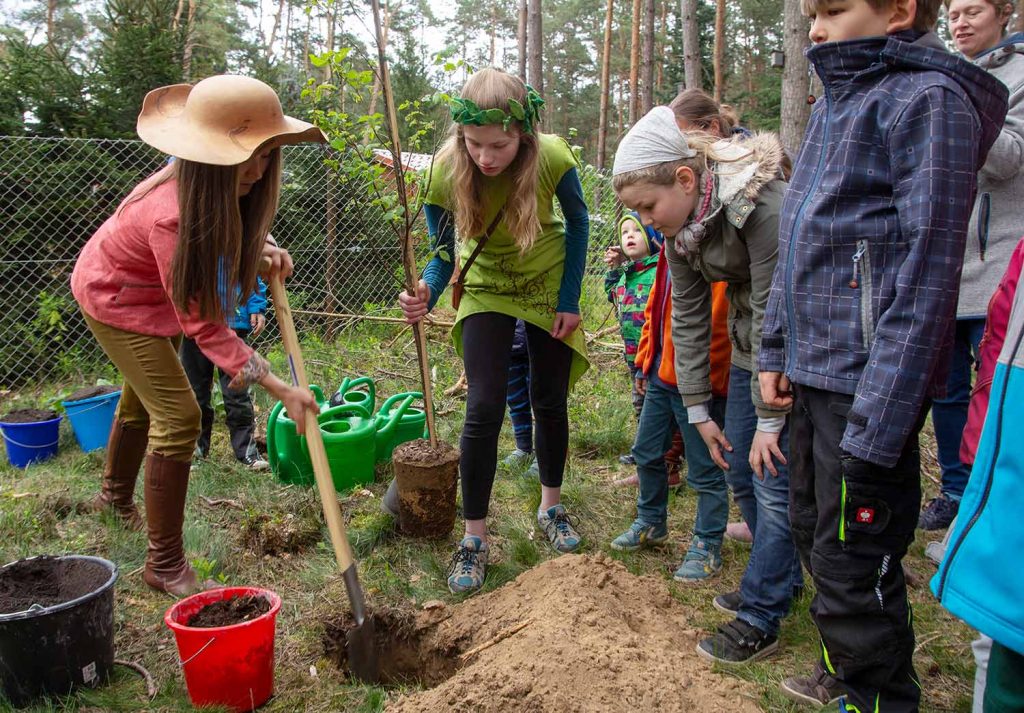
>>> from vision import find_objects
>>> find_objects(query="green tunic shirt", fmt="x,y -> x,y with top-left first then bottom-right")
424,133 -> 590,387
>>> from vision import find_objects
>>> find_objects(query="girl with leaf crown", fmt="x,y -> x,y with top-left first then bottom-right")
398,67 -> 590,595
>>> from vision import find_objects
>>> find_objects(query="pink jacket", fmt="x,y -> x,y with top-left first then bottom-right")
961,236 -> 1024,465
71,178 -> 255,377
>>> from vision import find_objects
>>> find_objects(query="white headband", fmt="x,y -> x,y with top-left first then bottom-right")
612,106 -> 697,176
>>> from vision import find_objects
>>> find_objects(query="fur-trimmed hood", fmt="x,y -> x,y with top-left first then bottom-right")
712,132 -> 785,207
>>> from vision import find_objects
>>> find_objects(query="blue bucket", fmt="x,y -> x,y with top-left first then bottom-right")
0,416 -> 62,468
62,391 -> 121,453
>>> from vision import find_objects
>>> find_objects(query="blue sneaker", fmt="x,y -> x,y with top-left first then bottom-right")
673,536 -> 723,582
446,536 -> 488,594
610,519 -> 669,552
538,505 -> 582,553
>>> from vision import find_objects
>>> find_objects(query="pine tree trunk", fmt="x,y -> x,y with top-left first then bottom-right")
629,0 -> 641,124
780,0 -> 812,153
266,0 -> 287,61
712,0 -> 725,102
517,0 -> 527,81
182,0 -> 197,80
284,0 -> 293,61
597,0 -> 614,170
641,0 -> 655,113
489,4 -> 497,64
173,0 -> 184,30
528,0 -> 543,92
680,0 -> 701,90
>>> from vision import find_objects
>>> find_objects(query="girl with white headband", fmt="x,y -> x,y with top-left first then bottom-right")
613,106 -> 797,664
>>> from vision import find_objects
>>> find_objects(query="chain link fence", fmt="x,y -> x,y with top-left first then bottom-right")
0,136 -> 623,389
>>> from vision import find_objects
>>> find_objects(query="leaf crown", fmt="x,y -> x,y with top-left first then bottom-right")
448,86 -> 545,134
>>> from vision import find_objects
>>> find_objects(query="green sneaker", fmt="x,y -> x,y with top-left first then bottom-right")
538,505 -> 582,553
446,536 -> 488,594
610,519 -> 669,552
673,537 -> 723,582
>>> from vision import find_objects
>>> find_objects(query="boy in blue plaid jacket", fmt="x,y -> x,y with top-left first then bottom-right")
758,0 -> 1008,709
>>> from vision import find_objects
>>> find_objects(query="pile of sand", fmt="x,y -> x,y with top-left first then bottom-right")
369,553 -> 759,712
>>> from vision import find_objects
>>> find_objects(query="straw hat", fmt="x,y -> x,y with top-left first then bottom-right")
137,75 -> 325,166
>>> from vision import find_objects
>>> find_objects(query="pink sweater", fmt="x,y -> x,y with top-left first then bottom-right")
71,178 -> 255,377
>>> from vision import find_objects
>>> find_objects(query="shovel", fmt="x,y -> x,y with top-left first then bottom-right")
268,273 -> 380,684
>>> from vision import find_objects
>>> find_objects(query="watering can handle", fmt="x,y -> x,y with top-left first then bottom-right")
377,394 -> 416,439
378,391 -> 423,416
345,377 -> 376,404
269,275 -> 358,574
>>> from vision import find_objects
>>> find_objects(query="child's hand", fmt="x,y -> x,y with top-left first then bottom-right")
604,246 -> 625,268
635,377 -> 647,396
759,371 -> 793,408
551,312 -> 581,340
250,313 -> 266,337
750,429 -> 788,479
399,280 -> 432,324
695,420 -> 733,470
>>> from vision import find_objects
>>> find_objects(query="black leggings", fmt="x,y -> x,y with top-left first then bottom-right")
460,312 -> 572,520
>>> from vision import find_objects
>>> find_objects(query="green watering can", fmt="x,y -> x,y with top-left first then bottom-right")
314,395 -> 416,491
330,376 -> 376,414
266,385 -> 328,486
374,392 -> 428,463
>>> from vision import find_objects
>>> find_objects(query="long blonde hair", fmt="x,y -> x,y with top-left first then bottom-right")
436,68 -> 540,253
121,150 -> 282,321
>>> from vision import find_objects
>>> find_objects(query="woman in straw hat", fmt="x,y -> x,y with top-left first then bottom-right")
71,75 -> 323,595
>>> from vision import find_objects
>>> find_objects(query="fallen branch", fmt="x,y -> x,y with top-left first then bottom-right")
291,308 -> 454,328
200,496 -> 243,510
115,659 -> 157,699
586,324 -> 620,342
443,372 -> 467,397
459,618 -> 534,662
375,367 -> 416,381
914,632 -> 944,653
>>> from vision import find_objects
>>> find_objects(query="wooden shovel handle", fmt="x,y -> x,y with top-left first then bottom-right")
269,275 -> 356,573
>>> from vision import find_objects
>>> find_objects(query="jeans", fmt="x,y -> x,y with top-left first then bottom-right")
631,380 -> 727,543
724,365 -> 802,636
180,331 -> 260,462
931,318 -> 986,500
460,313 -> 572,520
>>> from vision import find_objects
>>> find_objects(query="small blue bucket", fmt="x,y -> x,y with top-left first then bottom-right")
62,391 -> 121,453
0,417 -> 62,468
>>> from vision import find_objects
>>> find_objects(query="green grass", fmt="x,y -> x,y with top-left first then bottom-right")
0,318 -> 975,712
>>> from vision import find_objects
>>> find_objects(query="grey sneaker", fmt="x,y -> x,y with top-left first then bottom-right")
780,663 -> 847,707
673,537 -> 723,582
447,536 -> 488,594
524,457 -> 539,479
502,448 -> 532,470
538,505 -> 582,553
610,519 -> 669,551
381,479 -> 399,518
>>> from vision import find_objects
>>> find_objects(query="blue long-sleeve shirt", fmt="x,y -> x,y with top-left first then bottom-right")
420,167 -> 589,313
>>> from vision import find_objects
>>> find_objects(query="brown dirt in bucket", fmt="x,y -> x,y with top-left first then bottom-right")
0,409 -> 58,424
65,385 -> 119,402
325,554 -> 760,712
187,594 -> 270,628
0,556 -> 109,615
393,439 -> 460,539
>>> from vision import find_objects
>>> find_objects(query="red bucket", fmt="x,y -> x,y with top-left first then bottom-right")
164,587 -> 281,712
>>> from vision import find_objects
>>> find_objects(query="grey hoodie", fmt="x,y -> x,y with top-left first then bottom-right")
959,32 -> 1024,318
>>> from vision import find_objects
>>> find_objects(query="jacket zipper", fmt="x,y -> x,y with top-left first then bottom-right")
936,321 -> 1024,597
785,73 -> 832,369
851,240 -> 875,350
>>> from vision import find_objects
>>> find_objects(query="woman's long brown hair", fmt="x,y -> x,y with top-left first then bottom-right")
120,151 -> 282,321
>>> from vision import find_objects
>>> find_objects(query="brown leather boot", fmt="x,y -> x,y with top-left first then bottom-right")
84,420 -> 147,531
664,429 -> 685,487
142,453 -> 202,596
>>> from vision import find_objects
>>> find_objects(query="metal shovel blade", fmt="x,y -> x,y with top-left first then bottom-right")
346,615 -> 380,684
342,564 -> 380,684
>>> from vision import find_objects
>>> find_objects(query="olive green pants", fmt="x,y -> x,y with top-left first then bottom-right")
83,313 -> 200,462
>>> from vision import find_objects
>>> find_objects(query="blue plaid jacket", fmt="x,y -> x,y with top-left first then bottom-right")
760,31 -> 1008,467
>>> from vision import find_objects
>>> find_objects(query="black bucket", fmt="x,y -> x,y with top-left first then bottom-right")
0,555 -> 118,707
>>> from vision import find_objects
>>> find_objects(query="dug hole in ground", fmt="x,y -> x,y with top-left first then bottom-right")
325,553 -> 759,712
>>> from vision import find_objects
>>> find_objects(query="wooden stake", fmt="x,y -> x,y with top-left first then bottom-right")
369,0 -> 438,448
